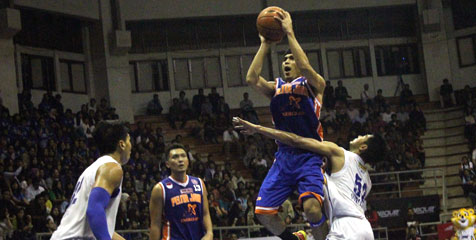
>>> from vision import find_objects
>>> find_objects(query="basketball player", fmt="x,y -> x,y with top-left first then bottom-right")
51,122 -> 131,240
149,144 -> 213,240
234,117 -> 387,240
247,10 -> 326,240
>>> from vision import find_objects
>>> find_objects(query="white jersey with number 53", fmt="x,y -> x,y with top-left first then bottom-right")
51,156 -> 122,240
325,149 -> 371,222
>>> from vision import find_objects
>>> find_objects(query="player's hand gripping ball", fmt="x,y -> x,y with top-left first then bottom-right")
256,6 -> 285,42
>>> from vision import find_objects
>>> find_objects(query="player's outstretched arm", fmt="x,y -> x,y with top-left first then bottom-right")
149,183 -> 164,240
112,232 -> 125,240
275,11 -> 325,96
87,163 -> 123,240
200,179 -> 213,240
246,35 -> 276,99
233,117 -> 341,158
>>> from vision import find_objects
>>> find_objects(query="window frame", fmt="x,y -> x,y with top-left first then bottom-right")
326,47 -> 372,79
456,35 -> 476,68
59,59 -> 87,94
130,60 -> 170,93
21,53 -> 56,91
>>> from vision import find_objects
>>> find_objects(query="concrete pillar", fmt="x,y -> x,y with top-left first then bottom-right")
417,0 -> 453,101
0,8 -> 21,114
88,0 -> 133,122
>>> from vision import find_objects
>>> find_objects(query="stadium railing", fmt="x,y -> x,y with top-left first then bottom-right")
37,225 -> 389,240
369,168 -> 447,212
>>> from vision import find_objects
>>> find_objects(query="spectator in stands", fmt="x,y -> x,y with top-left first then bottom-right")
87,98 -> 97,112
409,104 -> 426,131
24,179 -> 45,202
396,106 -> 409,123
192,88 -> 206,118
217,97 -> 231,123
203,118 -> 219,144
473,147 -> 476,166
223,126 -> 241,159
240,92 -> 259,124
461,85 -> 474,107
360,83 -> 373,106
381,107 -> 394,124
406,225 -> 421,240
97,98 -> 109,114
461,169 -> 475,197
400,84 -> 414,107
365,203 -> 379,228
178,91 -> 192,117
208,87 -> 220,114
460,156 -> 475,175
373,89 -> 386,111
354,108 -> 368,125
335,80 -> 351,104
439,78 -> 456,108
323,80 -> 335,109
53,94 -> 64,114
168,98 -> 187,129
346,104 -> 359,123
277,198 -> 294,225
464,108 -> 476,147
321,107 -> 337,134
201,98 -> 214,119
405,150 -> 421,180
147,94 -> 163,115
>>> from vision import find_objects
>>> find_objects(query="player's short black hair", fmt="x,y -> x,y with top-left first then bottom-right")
93,121 -> 129,155
284,49 -> 292,57
359,134 -> 387,165
165,143 -> 188,161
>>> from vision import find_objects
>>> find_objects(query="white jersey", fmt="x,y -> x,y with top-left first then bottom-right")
456,226 -> 475,240
324,149 -> 373,240
51,156 -> 122,240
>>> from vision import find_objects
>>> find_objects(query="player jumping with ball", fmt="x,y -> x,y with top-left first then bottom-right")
247,9 -> 326,240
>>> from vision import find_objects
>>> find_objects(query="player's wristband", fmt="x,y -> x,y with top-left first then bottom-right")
86,187 -> 111,240
309,214 -> 327,228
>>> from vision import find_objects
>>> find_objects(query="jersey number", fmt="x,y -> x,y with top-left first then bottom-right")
70,177 -> 84,205
353,174 -> 367,203
193,184 -> 201,192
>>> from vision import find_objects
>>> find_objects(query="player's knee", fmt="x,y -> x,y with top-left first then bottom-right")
302,198 -> 322,222
256,213 -> 275,225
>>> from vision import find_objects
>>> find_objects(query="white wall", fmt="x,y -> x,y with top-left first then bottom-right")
269,0 -> 415,11
14,0 -> 99,19
121,0 -> 263,21
0,39 -> 19,114
447,28 -> 476,90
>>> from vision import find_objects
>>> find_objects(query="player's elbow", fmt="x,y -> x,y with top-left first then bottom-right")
246,76 -> 258,86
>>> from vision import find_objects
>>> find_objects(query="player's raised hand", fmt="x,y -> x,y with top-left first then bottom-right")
259,34 -> 279,45
274,10 -> 293,35
233,117 -> 258,135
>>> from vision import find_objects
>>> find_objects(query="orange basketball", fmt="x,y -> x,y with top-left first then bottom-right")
256,6 -> 285,42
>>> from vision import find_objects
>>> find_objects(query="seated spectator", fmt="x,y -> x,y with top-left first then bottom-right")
278,198 -> 294,225
240,93 -> 259,124
473,147 -> 476,166
147,94 -> 163,115
335,80 -> 351,104
405,150 -> 422,180
406,225 -> 421,240
365,203 -> 379,228
409,104 -> 426,131
97,98 -> 109,114
381,107 -> 394,124
87,98 -> 97,112
373,89 -> 387,110
439,78 -> 456,108
346,104 -> 359,123
400,84 -> 414,106
192,88 -> 206,117
203,119 -> 219,144
0,207 -> 14,239
24,179 -> 45,202
323,81 -> 335,109
461,156 -> 475,175
201,98 -> 214,119
353,108 -> 368,125
396,106 -> 409,123
321,107 -> 337,134
168,98 -> 187,129
217,97 -> 231,123
461,169 -> 475,197
360,83 -> 373,106
223,126 -> 241,159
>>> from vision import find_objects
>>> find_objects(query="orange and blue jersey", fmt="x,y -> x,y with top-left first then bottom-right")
255,76 -> 325,216
159,175 -> 204,240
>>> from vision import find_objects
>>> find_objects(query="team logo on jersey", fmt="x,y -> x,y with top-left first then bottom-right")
191,179 -> 198,185
166,182 -> 173,189
180,188 -> 193,194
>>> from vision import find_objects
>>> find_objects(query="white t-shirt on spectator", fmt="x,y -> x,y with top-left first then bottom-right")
256,158 -> 267,167
465,115 -> 476,125
223,130 -> 239,142
25,185 -> 45,202
347,109 -> 359,122
381,112 -> 394,123
360,90 -> 373,103
322,109 -> 336,122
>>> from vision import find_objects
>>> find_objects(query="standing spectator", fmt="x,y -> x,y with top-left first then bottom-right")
192,88 -> 206,117
335,80 -> 351,104
461,85 -> 474,107
374,89 -> 387,110
147,94 -> 163,115
168,98 -> 187,129
439,79 -> 456,108
223,126 -> 241,159
464,109 -> 476,147
208,87 -> 221,114
400,84 -> 414,106
323,81 -> 335,109
240,93 -> 259,124
360,83 -> 373,106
